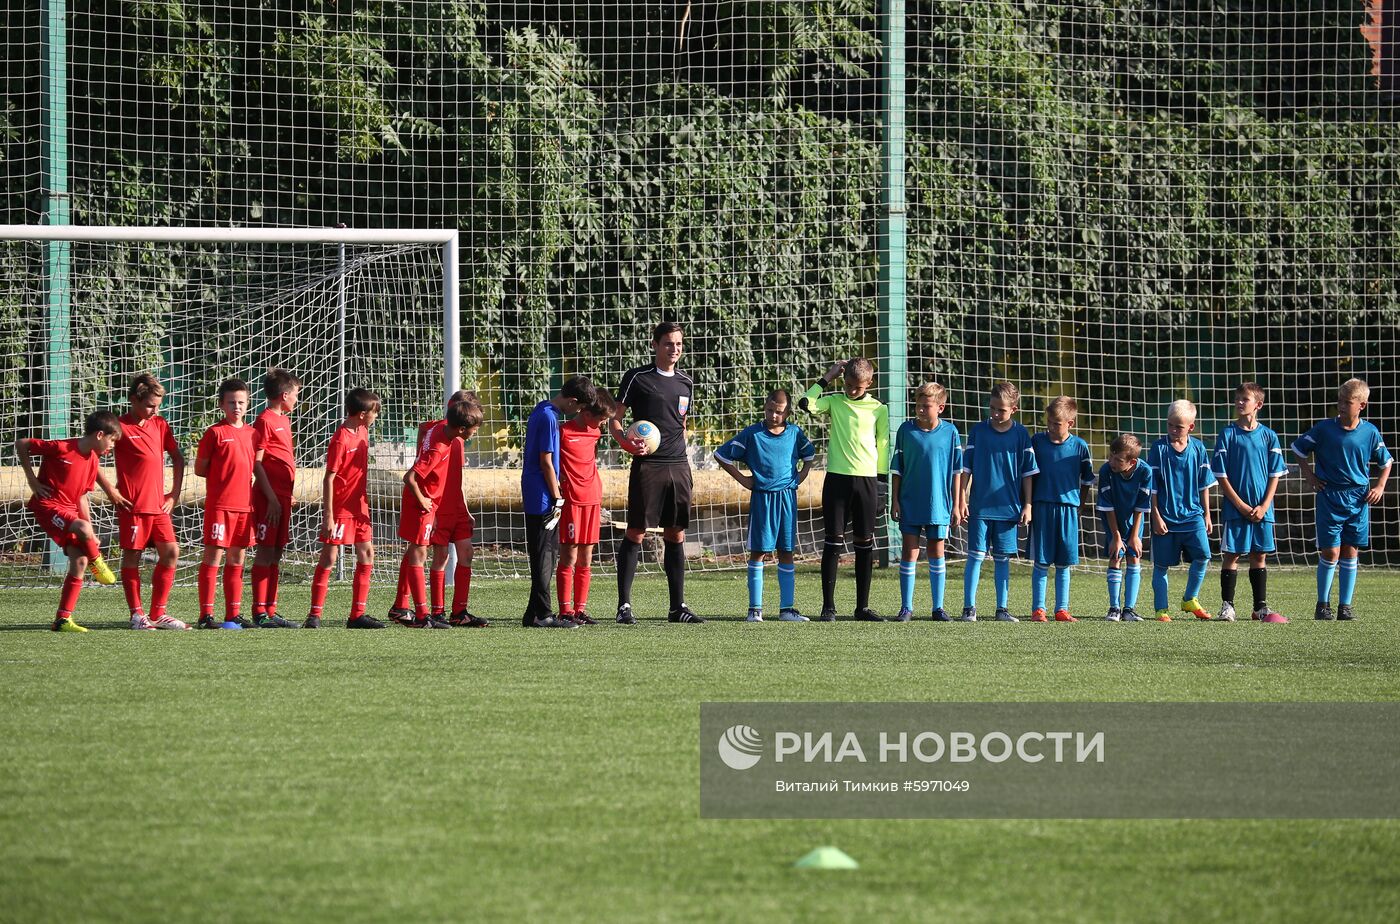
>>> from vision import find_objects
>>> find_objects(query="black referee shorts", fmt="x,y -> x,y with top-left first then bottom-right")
626,462 -> 692,531
822,472 -> 878,540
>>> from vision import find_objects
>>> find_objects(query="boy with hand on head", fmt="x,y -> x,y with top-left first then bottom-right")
1293,378 -> 1392,621
16,411 -> 123,632
1096,434 -> 1152,622
716,389 -> 817,622
959,381 -> 1038,622
194,378 -> 260,629
557,388 -> 616,625
1147,400 -> 1217,621
802,358 -> 890,621
1212,382 -> 1289,623
306,387 -> 384,629
112,373 -> 187,629
251,367 -> 302,628
890,382 -> 964,622
1029,397 -> 1095,622
424,391 -> 488,628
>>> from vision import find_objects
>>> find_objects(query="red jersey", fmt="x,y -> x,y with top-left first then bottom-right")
114,413 -> 178,514
197,421 -> 260,511
418,419 -> 466,515
559,419 -> 603,505
28,438 -> 100,510
325,423 -> 371,519
410,421 -> 458,504
254,409 -> 296,497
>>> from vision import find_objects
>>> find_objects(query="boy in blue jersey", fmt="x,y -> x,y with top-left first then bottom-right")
959,381 -> 1038,622
1029,397 -> 1095,622
1148,400 -> 1217,621
716,390 -> 817,622
890,382 -> 965,622
1212,382 -> 1289,623
1096,434 -> 1152,622
1293,378 -> 1393,621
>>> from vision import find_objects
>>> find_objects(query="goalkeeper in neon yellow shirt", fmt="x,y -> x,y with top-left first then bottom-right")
801,357 -> 890,621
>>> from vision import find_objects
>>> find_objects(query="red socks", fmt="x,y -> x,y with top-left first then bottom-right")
351,563 -> 373,618
198,564 -> 218,617
56,574 -> 82,619
395,560 -> 412,610
452,566 -> 471,614
150,563 -> 175,619
430,568 -> 446,612
409,565 -> 428,617
574,566 -> 591,612
121,567 -> 142,614
309,566 -> 332,618
223,565 -> 244,621
556,565 -> 574,613
251,564 -> 280,615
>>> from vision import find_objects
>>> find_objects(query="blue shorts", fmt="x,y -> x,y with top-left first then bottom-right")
1151,525 -> 1211,566
1221,519 -> 1276,554
900,522 -> 949,540
1030,502 -> 1079,567
1099,512 -> 1146,559
1316,487 -> 1370,549
748,488 -> 797,553
967,516 -> 1019,558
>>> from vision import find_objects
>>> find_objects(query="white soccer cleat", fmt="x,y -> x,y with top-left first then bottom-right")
778,608 -> 809,622
1218,601 -> 1237,622
129,613 -> 156,631
152,614 -> 191,631
746,608 -> 764,622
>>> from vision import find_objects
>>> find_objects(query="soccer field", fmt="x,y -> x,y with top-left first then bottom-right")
2,566 -> 1399,922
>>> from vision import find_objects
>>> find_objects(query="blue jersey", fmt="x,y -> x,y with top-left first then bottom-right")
714,422 -> 816,493
521,400 -> 563,515
891,419 -> 963,526
962,420 -> 1039,521
1095,460 -> 1153,527
1031,432 -> 1094,505
1147,436 -> 1216,531
1291,418 -> 1393,490
1211,422 -> 1288,523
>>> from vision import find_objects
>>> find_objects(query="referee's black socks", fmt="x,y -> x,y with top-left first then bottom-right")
821,539 -> 842,613
854,537 -> 875,611
617,538 -> 642,605
664,540 -> 686,611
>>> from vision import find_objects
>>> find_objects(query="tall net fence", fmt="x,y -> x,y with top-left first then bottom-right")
2,2 -> 1398,582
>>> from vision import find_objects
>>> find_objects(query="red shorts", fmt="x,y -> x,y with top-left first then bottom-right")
254,492 -> 294,547
397,506 -> 437,545
561,502 -> 601,546
27,498 -> 81,547
116,510 -> 177,550
430,508 -> 475,546
204,509 -> 255,549
323,515 -> 373,546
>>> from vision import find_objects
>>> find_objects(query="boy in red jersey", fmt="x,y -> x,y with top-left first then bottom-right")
391,399 -> 483,628
194,378 -> 261,629
557,389 -> 614,625
112,373 -> 188,630
424,391 -> 489,628
251,368 -> 302,627
305,388 -> 384,629
16,411 -> 123,631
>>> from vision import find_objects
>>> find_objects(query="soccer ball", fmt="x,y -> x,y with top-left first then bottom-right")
625,419 -> 661,455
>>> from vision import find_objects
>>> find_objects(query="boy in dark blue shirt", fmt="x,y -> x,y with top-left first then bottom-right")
1147,400 -> 1217,621
1029,397 -> 1094,622
1096,434 -> 1152,621
890,382 -> 964,622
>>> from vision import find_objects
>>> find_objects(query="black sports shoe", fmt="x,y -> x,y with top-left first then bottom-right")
572,611 -> 598,626
388,607 -> 413,626
302,615 -> 321,629
854,607 -> 886,622
197,615 -> 220,630
346,613 -> 386,629
1337,604 -> 1355,621
615,603 -> 636,625
408,614 -> 452,629
449,610 -> 489,628
429,610 -> 448,624
531,615 -> 578,629
931,608 -> 952,622
232,615 -> 255,629
668,604 -> 705,624
255,613 -> 295,628
1314,602 -> 1335,621
817,608 -> 838,622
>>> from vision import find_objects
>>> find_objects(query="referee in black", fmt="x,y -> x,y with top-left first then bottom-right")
609,321 -> 703,623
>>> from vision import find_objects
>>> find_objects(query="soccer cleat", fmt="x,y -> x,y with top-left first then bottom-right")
1121,608 -> 1145,622
1218,602 -> 1237,622
130,613 -> 156,631
1155,609 -> 1172,622
668,605 -> 705,624
746,608 -> 763,622
387,607 -> 413,626
853,607 -> 886,622
778,608 -> 810,622
1105,607 -> 1122,622
255,613 -> 296,629
52,616 -> 88,633
1054,609 -> 1077,623
1029,608 -> 1048,623
1337,604 -> 1355,622
89,555 -> 117,586
957,606 -> 978,622
430,610 -> 448,624
302,616 -> 322,628
931,608 -> 952,622
1314,602 -> 1334,621
198,615 -> 241,630
530,615 -> 578,629
615,603 -> 636,625
1255,608 -> 1288,624
450,610 -> 490,628
1182,598 -> 1212,620
231,615 -> 255,629
570,611 -> 597,626
894,608 -> 914,623
817,608 -> 838,622
152,615 -> 190,631
346,614 -> 387,629
994,608 -> 1018,623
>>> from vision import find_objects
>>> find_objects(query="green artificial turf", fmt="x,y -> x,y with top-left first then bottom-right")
2,565 -> 1399,922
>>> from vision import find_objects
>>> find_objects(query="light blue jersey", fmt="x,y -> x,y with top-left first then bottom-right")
1212,422 -> 1288,524
1031,432 -> 1094,505
962,421 -> 1039,521
715,422 -> 816,492
1147,436 -> 1216,531
891,419 -> 962,526
1291,418 -> 1393,490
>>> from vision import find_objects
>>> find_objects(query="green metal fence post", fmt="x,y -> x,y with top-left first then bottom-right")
42,0 -> 72,572
878,0 -> 908,565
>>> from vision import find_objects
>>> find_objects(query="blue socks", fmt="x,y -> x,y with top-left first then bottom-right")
1054,567 -> 1071,613
1106,567 -> 1122,609
993,555 -> 1010,609
1124,562 -> 1142,609
777,562 -> 796,609
1153,564 -> 1170,612
1338,557 -> 1358,605
747,560 -> 763,609
899,560 -> 916,611
1031,563 -> 1049,612
1316,557 -> 1337,603
963,554 -> 984,609
1184,558 -> 1208,602
928,558 -> 946,611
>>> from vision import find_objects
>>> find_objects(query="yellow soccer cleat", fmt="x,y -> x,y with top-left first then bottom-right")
1155,609 -> 1173,622
53,616 -> 89,633
1181,597 -> 1212,620
89,555 -> 117,586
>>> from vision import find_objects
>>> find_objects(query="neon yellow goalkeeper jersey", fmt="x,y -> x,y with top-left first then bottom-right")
803,384 -> 890,477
